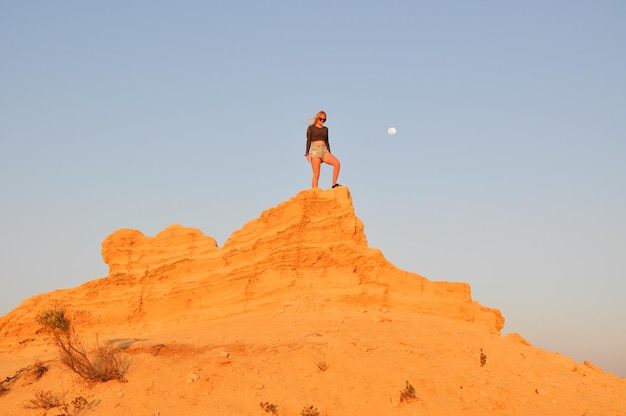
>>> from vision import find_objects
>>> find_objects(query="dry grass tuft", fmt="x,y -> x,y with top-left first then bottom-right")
24,390 -> 90,415
316,360 -> 329,371
260,401 -> 279,415
24,389 -> 63,409
480,348 -> 487,367
300,405 -> 320,416
399,380 -> 417,403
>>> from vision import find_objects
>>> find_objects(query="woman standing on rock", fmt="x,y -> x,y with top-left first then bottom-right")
305,110 -> 341,189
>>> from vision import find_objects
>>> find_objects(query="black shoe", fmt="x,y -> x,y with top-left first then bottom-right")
332,183 -> 342,189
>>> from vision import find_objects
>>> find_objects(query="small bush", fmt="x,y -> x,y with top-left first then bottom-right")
71,396 -> 89,412
399,380 -> 417,403
37,308 -> 71,332
0,361 -> 49,395
316,360 -> 329,371
260,401 -> 279,415
480,348 -> 487,367
30,360 -> 49,379
24,389 -> 63,409
24,390 -> 89,415
301,405 -> 320,416
37,308 -> 128,382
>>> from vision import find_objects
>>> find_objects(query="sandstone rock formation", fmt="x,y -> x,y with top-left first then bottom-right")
100,186 -> 504,333
0,187 -> 624,415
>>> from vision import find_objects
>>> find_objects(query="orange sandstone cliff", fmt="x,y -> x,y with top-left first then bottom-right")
0,187 -> 624,416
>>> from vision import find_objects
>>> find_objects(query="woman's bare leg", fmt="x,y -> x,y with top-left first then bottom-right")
311,157 -> 322,188
322,153 -> 341,187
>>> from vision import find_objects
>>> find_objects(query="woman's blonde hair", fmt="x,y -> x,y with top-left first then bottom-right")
307,110 -> 327,126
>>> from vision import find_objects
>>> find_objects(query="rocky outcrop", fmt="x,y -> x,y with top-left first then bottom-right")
102,225 -> 219,279
100,187 -> 503,333
0,187 -> 503,340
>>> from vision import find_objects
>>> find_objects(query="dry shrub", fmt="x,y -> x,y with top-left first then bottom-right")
260,401 -> 279,415
480,348 -> 487,367
30,360 -> 49,380
37,308 -> 128,382
0,361 -> 49,395
301,405 -> 320,416
316,360 -> 329,371
24,390 -> 89,415
399,380 -> 417,403
24,389 -> 63,409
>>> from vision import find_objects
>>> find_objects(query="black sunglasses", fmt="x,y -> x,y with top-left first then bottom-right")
319,118 -> 326,121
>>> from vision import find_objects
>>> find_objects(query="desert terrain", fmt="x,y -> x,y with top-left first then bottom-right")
1,187 -> 624,415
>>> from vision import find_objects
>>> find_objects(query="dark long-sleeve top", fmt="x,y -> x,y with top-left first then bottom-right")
306,125 -> 330,154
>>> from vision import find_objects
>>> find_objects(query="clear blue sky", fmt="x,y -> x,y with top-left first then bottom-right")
1,1 -> 624,377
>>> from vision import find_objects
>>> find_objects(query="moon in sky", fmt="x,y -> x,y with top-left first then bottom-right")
387,127 -> 397,135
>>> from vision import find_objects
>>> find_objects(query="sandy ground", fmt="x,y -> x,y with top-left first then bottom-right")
2,301 -> 625,416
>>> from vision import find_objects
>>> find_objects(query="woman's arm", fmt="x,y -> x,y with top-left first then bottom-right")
305,126 -> 312,155
326,127 -> 331,153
